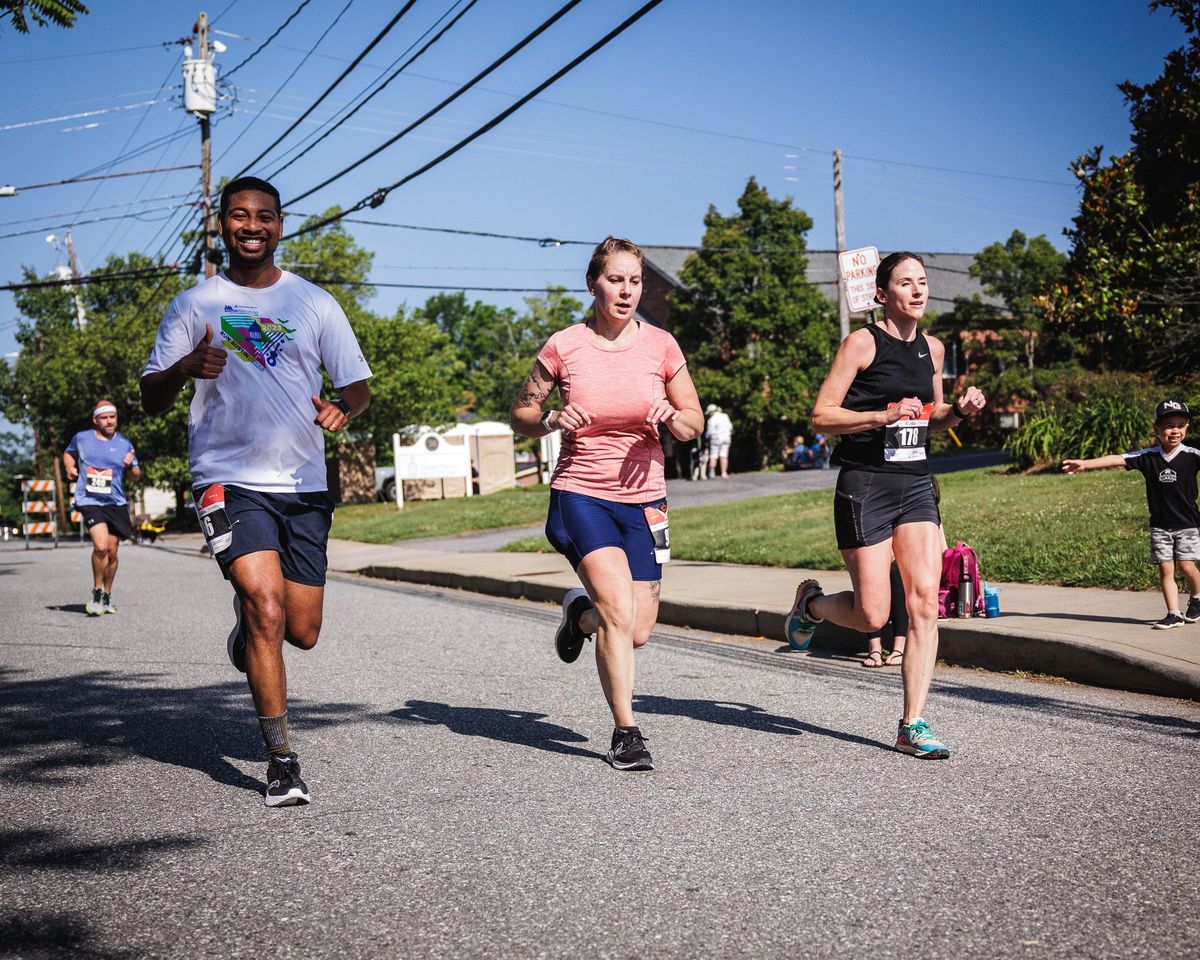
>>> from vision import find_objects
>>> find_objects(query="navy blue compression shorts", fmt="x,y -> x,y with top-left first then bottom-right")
545,489 -> 665,581
197,484 -> 334,587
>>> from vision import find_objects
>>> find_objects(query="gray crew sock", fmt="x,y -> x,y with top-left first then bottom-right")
258,712 -> 291,756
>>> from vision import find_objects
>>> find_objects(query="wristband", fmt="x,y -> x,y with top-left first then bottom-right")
335,397 -> 352,418
540,409 -> 559,432
951,398 -> 968,419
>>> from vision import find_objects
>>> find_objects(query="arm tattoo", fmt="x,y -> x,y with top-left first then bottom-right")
515,366 -> 553,408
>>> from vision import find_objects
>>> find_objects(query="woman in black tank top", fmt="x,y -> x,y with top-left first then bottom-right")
783,252 -> 986,760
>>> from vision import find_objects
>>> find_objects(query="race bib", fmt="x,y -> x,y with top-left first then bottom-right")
85,467 -> 114,494
884,402 -> 933,463
642,503 -> 670,564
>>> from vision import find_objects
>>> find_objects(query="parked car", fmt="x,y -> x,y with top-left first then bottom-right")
0,516 -> 21,541
375,467 -> 396,503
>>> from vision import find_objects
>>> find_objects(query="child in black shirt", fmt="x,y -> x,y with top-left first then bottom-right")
1063,399 -> 1200,629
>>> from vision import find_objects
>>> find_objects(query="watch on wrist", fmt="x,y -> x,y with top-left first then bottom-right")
952,398 -> 967,419
335,397 -> 352,418
540,409 -> 559,431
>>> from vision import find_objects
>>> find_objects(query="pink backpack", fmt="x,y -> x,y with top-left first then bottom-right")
939,541 -> 985,618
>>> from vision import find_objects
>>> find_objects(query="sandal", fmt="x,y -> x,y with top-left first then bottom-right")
862,650 -> 884,668
883,650 -> 904,666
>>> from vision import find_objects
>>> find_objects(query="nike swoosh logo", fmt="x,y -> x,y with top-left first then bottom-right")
918,352 -> 928,358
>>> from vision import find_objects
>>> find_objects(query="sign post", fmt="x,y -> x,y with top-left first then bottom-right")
838,245 -> 882,319
391,431 -> 473,510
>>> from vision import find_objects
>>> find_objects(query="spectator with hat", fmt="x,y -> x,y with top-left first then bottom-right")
1063,399 -> 1200,629
704,403 -> 733,478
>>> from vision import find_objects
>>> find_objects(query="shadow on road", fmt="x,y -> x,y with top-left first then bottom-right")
995,611 -> 1150,626
387,700 -> 605,760
633,694 -> 889,751
44,603 -> 88,615
0,827 -> 202,873
0,911 -> 134,959
0,667 -> 372,800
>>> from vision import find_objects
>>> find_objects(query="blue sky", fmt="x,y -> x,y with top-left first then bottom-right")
0,0 -> 1189,373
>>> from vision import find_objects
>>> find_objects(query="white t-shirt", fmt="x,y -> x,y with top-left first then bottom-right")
143,270 -> 372,492
706,410 -> 733,444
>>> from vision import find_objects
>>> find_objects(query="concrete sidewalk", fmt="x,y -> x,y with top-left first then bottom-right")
156,533 -> 1200,700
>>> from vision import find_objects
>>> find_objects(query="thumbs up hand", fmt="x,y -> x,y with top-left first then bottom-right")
311,395 -> 350,433
182,323 -> 227,380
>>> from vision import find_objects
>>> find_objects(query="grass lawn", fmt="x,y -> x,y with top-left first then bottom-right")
502,467 -> 1163,591
331,486 -> 550,544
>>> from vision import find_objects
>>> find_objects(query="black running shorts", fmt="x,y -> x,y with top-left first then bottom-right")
80,503 -> 134,541
833,469 -> 940,550
197,485 -> 334,586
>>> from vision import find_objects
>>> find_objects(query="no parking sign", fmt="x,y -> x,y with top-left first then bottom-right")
838,245 -> 881,314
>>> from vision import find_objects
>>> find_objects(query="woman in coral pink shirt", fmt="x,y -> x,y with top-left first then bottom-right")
511,237 -> 703,772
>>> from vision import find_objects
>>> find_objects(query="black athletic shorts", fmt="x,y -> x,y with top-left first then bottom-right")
198,485 -> 334,587
833,469 -> 940,550
80,503 -> 134,541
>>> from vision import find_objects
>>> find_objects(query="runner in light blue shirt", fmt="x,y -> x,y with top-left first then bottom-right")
63,400 -> 140,615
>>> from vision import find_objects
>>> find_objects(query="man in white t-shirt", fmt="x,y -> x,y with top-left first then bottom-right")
704,403 -> 733,479
141,176 -> 371,808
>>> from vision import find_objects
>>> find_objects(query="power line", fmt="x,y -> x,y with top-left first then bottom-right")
217,0 -> 354,165
222,0 -> 313,80
9,164 -> 199,192
266,0 -> 480,180
0,266 -> 182,293
0,98 -> 176,132
0,193 -> 196,228
0,203 -> 190,241
234,1 -> 418,177
285,0 -> 587,208
284,0 -> 667,238
311,278 -> 589,293
0,43 -> 167,66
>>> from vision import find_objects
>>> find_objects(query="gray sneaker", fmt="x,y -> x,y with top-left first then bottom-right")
1184,596 -> 1200,623
1153,612 -> 1186,630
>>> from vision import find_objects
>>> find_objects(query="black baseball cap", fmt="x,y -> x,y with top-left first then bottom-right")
1154,399 -> 1191,423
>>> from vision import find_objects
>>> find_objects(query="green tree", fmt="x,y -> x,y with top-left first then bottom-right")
0,0 -> 88,32
1046,0 -> 1200,375
668,177 -> 838,467
0,430 -> 34,521
945,230 -> 1070,406
0,254 -> 193,514
416,287 -> 582,420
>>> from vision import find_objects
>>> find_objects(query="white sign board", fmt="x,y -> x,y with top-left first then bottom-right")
838,245 -> 881,314
391,431 -> 473,509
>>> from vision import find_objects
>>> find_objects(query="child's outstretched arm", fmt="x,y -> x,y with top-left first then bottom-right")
1062,454 -> 1127,474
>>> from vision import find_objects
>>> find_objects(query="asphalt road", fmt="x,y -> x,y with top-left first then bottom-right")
2,541 -> 1197,960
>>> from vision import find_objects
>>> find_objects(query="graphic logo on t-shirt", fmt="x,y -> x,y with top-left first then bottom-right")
1159,468 -> 1178,483
220,305 -> 295,370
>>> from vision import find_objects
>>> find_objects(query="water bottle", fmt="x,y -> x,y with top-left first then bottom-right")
196,483 -> 233,555
957,578 -> 974,618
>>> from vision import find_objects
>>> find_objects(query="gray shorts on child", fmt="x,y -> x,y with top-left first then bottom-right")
1149,526 -> 1200,564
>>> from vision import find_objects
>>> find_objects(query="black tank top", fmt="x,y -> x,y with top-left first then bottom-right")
829,323 -> 935,475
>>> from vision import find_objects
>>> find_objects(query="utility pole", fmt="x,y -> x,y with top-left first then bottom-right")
64,230 -> 86,327
182,11 -> 219,276
833,148 -> 849,340
196,12 -> 217,278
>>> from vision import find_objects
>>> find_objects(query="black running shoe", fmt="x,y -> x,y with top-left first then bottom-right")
264,752 -> 310,807
605,726 -> 654,771
1153,612 -> 1186,630
1184,596 -> 1200,623
555,588 -> 594,663
227,594 -> 248,673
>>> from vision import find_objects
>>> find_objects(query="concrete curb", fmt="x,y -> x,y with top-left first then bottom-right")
357,563 -> 1200,701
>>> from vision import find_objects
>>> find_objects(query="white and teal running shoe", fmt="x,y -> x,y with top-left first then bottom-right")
894,717 -> 950,760
784,579 -> 823,651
